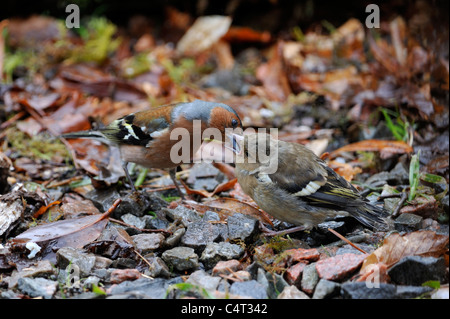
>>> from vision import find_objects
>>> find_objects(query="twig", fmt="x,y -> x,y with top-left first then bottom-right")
392,192 -> 408,217
327,228 -> 368,254
100,198 -> 122,220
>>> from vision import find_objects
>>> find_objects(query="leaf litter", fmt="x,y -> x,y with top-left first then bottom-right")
0,3 -> 448,299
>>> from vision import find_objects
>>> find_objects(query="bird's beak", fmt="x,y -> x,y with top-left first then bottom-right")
226,132 -> 243,155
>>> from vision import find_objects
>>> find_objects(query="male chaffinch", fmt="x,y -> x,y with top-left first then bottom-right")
229,133 -> 390,235
62,100 -> 242,195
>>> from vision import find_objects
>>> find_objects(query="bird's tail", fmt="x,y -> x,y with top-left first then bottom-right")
60,131 -> 110,144
352,202 -> 391,231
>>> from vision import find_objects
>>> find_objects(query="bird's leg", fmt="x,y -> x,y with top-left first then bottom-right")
122,161 -> 137,192
169,168 -> 185,199
259,222 -> 308,237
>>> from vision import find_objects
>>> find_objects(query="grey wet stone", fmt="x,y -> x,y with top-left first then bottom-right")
388,256 -> 446,285
227,213 -> 259,242
229,280 -> 268,299
266,272 -> 289,299
200,242 -> 244,269
143,215 -> 170,230
186,269 -> 221,292
341,282 -> 396,299
181,220 -> 222,252
121,213 -> 146,230
164,227 -> 186,247
163,206 -> 201,226
341,282 -> 434,299
84,188 -> 120,212
7,260 -> 56,288
131,233 -> 165,254
161,247 -> 199,272
278,285 -> 310,299
144,256 -> 171,278
108,277 -> 183,299
301,263 -> 319,295
17,277 -> 58,299
394,213 -> 423,232
312,279 -> 341,299
56,247 -> 96,277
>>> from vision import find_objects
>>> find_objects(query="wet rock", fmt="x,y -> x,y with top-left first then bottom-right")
278,285 -> 310,299
56,247 -> 96,277
317,221 -> 346,239
227,213 -> 259,242
186,269 -> 221,292
111,257 -> 137,269
396,285 -> 433,298
93,256 -> 113,270
394,213 -> 423,232
341,282 -> 396,299
17,277 -> 58,299
161,247 -> 199,272
366,162 -> 409,187
301,263 -> 319,295
285,262 -> 307,286
181,220 -> 222,252
7,260 -> 56,288
113,191 -> 156,218
82,276 -> 100,289
200,242 -> 244,269
131,233 -> 165,254
341,282 -> 433,299
163,206 -> 201,226
315,253 -> 367,281
312,279 -> 341,299
108,277 -> 183,299
388,256 -> 446,285
143,215 -> 170,230
266,272 -> 289,299
84,188 -> 120,212
144,256 -> 171,278
229,280 -> 268,299
121,213 -> 146,231
164,227 -> 186,247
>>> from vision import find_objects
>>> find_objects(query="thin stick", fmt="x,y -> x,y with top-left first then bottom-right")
327,228 -> 368,254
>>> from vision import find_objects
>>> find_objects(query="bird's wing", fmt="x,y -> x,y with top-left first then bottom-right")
100,112 -> 170,146
269,154 -> 362,210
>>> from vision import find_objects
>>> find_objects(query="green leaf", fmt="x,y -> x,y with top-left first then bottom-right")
422,280 -> 440,289
91,283 -> 107,295
409,151 -> 421,201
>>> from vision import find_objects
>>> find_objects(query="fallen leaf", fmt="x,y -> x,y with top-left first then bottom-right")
329,139 -> 413,159
176,15 -> 232,54
10,199 -> 121,262
360,230 -> 449,273
255,41 -> 291,102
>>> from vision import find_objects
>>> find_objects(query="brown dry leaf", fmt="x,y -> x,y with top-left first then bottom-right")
328,160 -> 362,182
329,139 -> 414,159
222,26 -> 271,43
255,41 -> 291,102
176,15 -> 232,55
360,230 -> 449,273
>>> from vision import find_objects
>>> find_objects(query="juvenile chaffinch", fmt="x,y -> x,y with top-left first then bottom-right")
229,133 -> 389,235
62,100 -> 242,195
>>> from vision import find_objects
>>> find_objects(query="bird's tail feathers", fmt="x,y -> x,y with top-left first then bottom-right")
352,202 -> 391,231
60,131 -> 110,144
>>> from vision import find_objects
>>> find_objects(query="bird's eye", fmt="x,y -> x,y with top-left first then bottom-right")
231,119 -> 238,128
